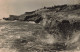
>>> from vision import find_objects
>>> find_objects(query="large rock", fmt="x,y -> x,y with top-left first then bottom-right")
3,4 -> 80,51
3,15 -> 19,21
3,4 -> 80,44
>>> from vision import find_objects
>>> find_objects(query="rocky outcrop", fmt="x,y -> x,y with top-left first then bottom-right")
3,4 -> 80,50
3,15 -> 19,21
3,4 -> 80,22
3,4 -> 80,40
3,4 -> 80,38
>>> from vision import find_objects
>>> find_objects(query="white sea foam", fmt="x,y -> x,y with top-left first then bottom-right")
40,34 -> 56,44
0,26 -> 6,33
69,31 -> 80,44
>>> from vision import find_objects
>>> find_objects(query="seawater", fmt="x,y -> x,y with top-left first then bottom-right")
0,21 -> 36,52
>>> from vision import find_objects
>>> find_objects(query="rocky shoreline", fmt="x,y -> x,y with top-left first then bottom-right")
2,4 -> 80,51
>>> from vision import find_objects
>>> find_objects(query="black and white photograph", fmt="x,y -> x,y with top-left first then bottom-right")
0,0 -> 80,52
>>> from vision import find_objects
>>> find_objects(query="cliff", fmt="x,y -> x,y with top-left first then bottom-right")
3,4 -> 80,50
3,4 -> 80,22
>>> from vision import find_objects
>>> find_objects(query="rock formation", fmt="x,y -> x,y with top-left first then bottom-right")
3,4 -> 80,50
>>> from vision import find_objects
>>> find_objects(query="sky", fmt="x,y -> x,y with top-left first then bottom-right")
0,0 -> 80,19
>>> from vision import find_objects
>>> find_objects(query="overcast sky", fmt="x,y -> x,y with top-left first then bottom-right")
0,0 -> 80,19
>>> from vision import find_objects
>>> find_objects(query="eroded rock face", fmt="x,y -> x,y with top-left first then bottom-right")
3,4 -> 80,51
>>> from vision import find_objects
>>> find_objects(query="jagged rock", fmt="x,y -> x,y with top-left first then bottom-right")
3,4 -> 80,51
3,4 -> 80,42
3,15 -> 19,21
3,4 -> 80,22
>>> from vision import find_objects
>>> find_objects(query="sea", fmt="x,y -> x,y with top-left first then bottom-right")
0,20 -> 80,52
0,20 -> 39,52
